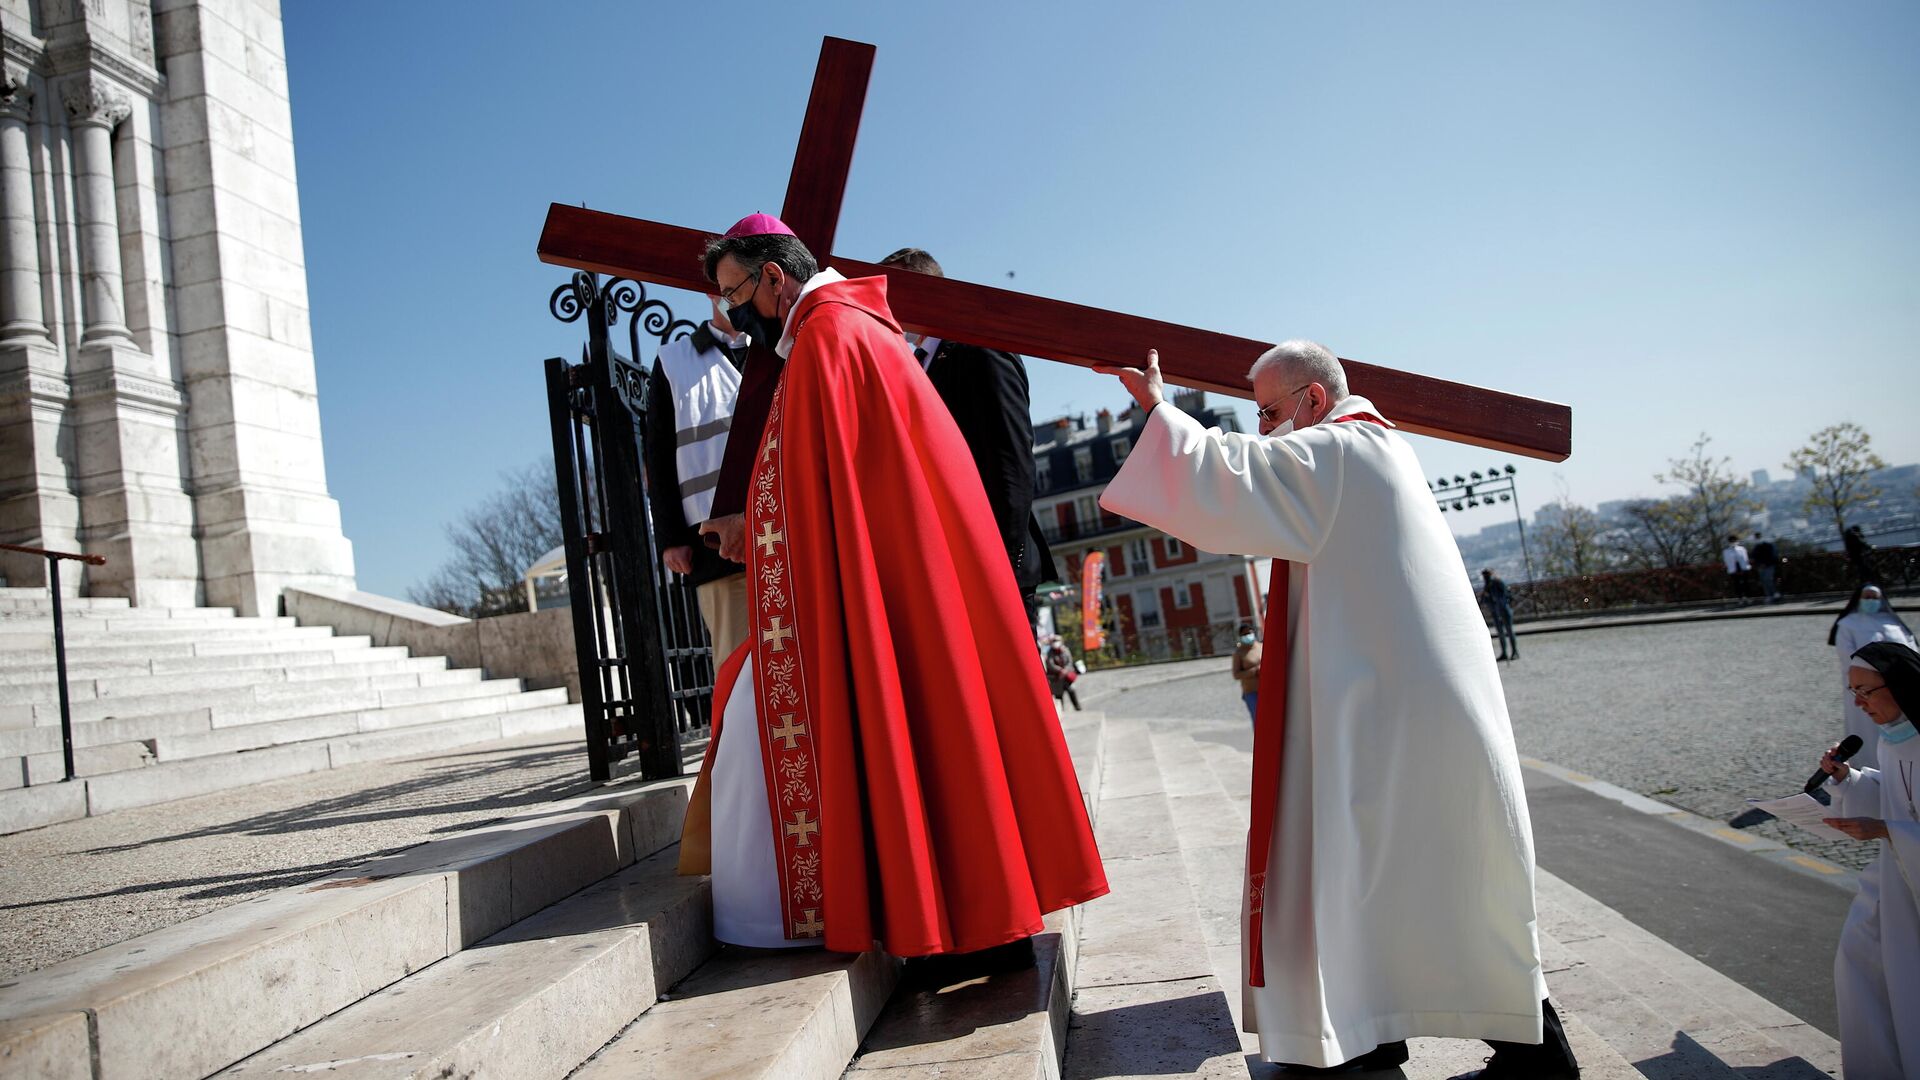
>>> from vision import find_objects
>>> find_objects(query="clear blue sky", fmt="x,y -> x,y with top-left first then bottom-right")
284,1 -> 1920,599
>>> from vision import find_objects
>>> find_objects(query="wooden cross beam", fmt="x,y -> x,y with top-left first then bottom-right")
539,37 -> 1571,461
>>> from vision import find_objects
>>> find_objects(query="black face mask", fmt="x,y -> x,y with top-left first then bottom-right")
725,301 -> 765,346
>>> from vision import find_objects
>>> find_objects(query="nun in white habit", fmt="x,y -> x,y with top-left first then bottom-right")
1831,585 -> 1917,770
1819,641 -> 1920,1080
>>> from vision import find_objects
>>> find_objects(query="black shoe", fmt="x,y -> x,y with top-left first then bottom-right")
1495,653 -> 1509,662
902,936 -> 1036,990
1450,1053 -> 1577,1079
1281,1041 -> 1410,1073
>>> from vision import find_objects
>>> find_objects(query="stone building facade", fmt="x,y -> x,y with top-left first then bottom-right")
0,0 -> 354,614
1033,391 -> 1271,659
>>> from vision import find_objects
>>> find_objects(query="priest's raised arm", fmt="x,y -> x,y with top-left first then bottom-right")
1099,403 -> 1343,562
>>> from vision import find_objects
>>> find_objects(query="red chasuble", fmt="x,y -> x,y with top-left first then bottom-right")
713,273 -> 1108,956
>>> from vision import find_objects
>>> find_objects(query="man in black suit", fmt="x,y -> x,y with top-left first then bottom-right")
880,248 -> 1056,621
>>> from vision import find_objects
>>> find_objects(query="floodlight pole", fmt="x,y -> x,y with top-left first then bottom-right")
1431,468 -> 1535,584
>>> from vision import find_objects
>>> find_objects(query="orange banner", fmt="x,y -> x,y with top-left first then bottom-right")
1081,551 -> 1106,653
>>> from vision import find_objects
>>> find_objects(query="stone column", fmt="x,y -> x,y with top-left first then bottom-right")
0,69 -> 82,590
0,73 -> 49,345
61,79 -> 134,346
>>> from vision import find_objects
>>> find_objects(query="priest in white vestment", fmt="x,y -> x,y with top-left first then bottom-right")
1096,341 -> 1576,1078
1820,642 -> 1920,1080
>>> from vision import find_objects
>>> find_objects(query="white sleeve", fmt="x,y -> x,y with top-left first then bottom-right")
1832,766 -> 1883,819
1098,405 -> 1343,562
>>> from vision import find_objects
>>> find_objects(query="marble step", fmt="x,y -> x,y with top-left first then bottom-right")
216,846 -> 712,1080
1062,721 -> 1248,1079
0,682 -> 563,779
574,946 -> 899,1080
0,778 -> 692,1080
151,686 -> 572,762
0,621 -> 332,650
0,669 -> 516,729
1536,869 -> 1840,1078
2,738 -> 156,788
0,696 -> 582,833
0,653 -> 451,706
0,644 -> 414,687
1155,726 -> 1806,1079
0,595 -> 130,612
842,712 -> 1106,1080
0,633 -> 380,668
2,611 -> 289,630
0,603 -> 236,619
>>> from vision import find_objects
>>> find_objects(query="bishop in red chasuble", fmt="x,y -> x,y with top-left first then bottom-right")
679,215 -> 1107,957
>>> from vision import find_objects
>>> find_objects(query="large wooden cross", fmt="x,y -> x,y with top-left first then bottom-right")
539,37 -> 1571,460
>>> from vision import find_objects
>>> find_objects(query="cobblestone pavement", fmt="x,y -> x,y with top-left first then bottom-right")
1086,614 -> 1875,871
0,733 -> 600,978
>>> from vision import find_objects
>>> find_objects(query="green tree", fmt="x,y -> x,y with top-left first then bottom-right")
1786,422 -> 1886,541
1655,434 -> 1759,564
1611,498 -> 1694,570
1535,497 -> 1608,578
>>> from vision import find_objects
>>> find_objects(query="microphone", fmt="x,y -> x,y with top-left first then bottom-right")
1804,734 -> 1865,794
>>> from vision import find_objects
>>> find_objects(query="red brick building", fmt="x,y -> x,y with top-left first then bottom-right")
1032,391 -> 1270,659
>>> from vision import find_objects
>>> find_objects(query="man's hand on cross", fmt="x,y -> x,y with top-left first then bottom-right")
700,513 -> 748,563
1094,349 -> 1166,415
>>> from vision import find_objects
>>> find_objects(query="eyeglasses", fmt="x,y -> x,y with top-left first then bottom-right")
1850,683 -> 1890,703
1256,385 -> 1308,426
717,268 -> 761,311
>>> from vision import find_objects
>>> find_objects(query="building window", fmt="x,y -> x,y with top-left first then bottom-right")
1164,537 -> 1185,561
1173,580 -> 1194,608
1073,446 -> 1093,483
1111,437 -> 1131,462
1035,458 -> 1051,492
1076,496 -> 1099,532
1136,589 -> 1162,628
1130,538 -> 1149,567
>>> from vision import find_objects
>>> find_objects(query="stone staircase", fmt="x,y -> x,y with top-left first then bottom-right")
0,702 -> 1846,1080
0,588 -> 580,835
1116,718 -> 1843,1079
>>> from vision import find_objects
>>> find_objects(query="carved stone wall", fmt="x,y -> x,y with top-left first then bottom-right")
0,0 -> 355,612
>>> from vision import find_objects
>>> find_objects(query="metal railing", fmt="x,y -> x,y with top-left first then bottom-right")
0,542 -> 108,782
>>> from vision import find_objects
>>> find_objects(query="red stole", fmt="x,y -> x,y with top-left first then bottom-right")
1246,413 -> 1384,987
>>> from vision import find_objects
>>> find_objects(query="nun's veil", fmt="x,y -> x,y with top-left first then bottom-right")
1829,582 -> 1911,647
1852,641 -> 1920,723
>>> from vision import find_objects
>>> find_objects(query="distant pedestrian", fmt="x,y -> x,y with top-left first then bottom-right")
1831,584 -> 1916,769
1722,535 -> 1752,600
1231,622 -> 1262,721
1845,526 -> 1880,587
1481,569 -> 1518,662
1044,636 -> 1081,712
1750,532 -> 1781,603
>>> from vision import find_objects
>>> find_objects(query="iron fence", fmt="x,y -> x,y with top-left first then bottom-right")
544,273 -> 716,782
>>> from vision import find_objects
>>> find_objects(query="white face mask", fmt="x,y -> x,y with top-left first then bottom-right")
1265,387 -> 1311,438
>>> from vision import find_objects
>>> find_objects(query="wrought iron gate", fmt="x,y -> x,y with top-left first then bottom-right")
545,272 -> 718,782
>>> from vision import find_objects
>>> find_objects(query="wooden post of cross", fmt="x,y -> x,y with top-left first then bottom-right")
538,36 -> 1571,461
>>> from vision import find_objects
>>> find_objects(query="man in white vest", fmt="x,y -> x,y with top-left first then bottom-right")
1095,341 -> 1576,1078
645,296 -> 752,659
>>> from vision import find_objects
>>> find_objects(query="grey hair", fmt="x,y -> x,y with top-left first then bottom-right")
1247,339 -> 1348,400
